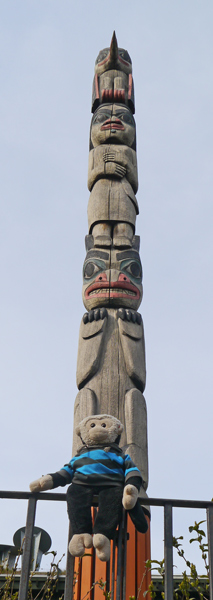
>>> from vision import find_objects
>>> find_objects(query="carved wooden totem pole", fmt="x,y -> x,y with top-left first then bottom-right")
72,33 -> 151,599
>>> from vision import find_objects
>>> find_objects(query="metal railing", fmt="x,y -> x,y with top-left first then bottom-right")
0,491 -> 212,600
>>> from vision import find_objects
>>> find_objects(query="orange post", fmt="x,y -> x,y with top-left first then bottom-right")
72,516 -> 151,600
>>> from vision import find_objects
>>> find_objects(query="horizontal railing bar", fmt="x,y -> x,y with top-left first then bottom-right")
0,491 -> 212,509
140,498 -> 213,509
0,491 -> 67,500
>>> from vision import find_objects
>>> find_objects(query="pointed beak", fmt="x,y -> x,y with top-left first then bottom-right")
109,31 -> 118,65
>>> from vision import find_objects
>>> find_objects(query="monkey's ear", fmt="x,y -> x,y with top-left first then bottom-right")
117,423 -> 124,434
75,425 -> 81,437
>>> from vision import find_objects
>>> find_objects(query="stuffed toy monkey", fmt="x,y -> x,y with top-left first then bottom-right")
30,414 -> 148,562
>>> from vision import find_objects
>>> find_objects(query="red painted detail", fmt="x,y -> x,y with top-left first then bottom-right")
101,118 -> 124,131
97,53 -> 110,67
95,272 -> 108,282
85,279 -> 139,300
118,55 -> 131,67
109,88 -> 113,102
128,74 -> 133,100
95,74 -> 99,99
114,89 -> 125,102
101,88 -> 113,102
118,273 -> 131,282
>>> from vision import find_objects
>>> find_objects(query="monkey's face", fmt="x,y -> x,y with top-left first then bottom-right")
76,414 -> 123,446
90,104 -> 136,149
82,248 -> 143,311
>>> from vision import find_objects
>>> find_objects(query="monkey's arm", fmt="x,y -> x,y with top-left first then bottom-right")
122,454 -> 143,510
29,465 -> 73,492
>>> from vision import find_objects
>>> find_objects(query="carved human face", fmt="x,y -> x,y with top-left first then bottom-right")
82,248 -> 143,311
90,104 -> 136,149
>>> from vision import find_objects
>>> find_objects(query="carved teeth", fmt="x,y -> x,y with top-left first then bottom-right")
88,288 -> 136,296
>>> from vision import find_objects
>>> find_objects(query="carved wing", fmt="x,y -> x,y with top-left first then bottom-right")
118,317 -> 146,392
76,317 -> 107,389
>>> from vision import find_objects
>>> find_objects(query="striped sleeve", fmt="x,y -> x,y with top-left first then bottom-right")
49,468 -> 73,488
124,454 -> 142,485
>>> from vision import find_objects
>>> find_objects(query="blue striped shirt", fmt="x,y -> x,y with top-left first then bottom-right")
60,446 -> 142,487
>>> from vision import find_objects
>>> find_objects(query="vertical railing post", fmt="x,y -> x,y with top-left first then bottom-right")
116,516 -> 123,600
111,537 -> 116,600
18,495 -> 37,600
64,522 -> 75,600
164,503 -> 173,600
122,510 -> 127,600
207,504 -> 213,600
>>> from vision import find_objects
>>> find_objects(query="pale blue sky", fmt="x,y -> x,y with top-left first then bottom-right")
0,0 -> 213,572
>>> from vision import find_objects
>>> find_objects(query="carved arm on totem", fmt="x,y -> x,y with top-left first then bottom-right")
88,146 -> 138,193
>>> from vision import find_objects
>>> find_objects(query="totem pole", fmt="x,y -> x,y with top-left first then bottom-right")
72,32 -> 148,494
71,33 -> 150,598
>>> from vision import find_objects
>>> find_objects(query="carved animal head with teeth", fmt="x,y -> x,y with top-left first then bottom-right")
82,247 -> 143,311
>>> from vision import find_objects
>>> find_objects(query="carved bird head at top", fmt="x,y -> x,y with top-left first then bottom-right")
95,31 -> 132,76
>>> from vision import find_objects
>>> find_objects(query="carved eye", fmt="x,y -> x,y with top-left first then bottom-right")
122,261 -> 142,280
115,111 -> 134,126
83,261 -> 101,279
101,423 -> 106,428
93,111 -> 111,124
96,50 -> 108,64
126,261 -> 141,278
90,423 -> 96,428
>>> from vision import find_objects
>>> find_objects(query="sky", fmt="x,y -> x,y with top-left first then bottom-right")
0,0 -> 213,576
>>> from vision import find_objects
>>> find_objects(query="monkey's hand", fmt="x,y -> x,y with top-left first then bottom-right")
122,484 -> 138,510
29,475 -> 53,493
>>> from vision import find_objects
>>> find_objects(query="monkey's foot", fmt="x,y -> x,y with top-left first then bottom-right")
68,534 -> 93,557
117,308 -> 142,324
83,308 -> 108,324
93,534 -> 111,561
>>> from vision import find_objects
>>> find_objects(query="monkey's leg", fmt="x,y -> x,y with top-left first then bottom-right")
67,483 -> 93,557
67,484 -> 93,534
93,486 -> 123,539
123,388 -> 148,490
72,388 -> 97,455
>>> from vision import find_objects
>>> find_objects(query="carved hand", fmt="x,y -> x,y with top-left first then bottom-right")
105,162 -> 126,178
83,308 -> 108,324
122,484 -> 138,510
117,308 -> 142,324
29,474 -> 53,493
103,151 -> 116,162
